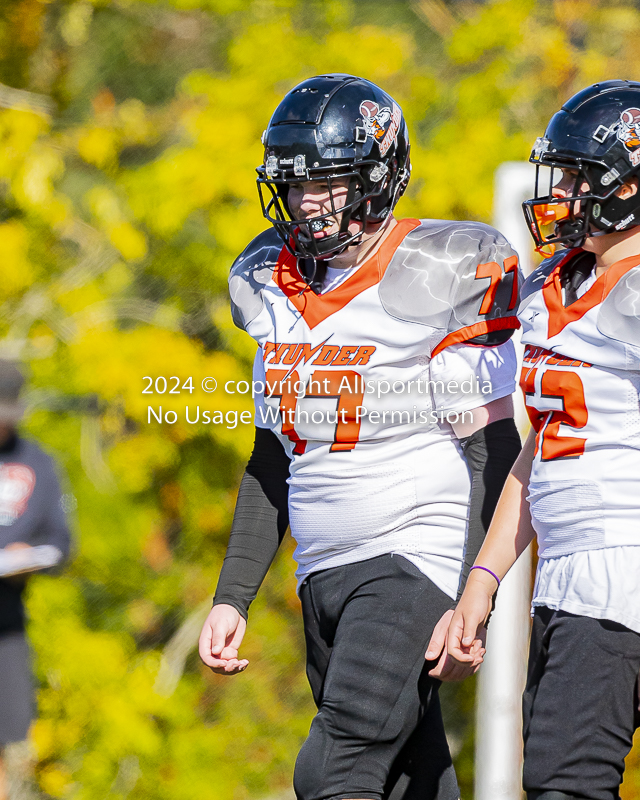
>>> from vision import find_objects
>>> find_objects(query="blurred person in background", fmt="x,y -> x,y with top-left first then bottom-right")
0,361 -> 72,800
199,74 -> 522,800
447,80 -> 640,800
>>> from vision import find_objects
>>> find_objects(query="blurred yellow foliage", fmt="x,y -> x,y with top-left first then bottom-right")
109,221 -> 148,261
0,220 -> 33,297
109,433 -> 178,492
77,127 -> 118,168
38,764 -> 73,798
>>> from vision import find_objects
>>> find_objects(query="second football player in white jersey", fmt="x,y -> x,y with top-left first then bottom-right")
448,80 -> 640,800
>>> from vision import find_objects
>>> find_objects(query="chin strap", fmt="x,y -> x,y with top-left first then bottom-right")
557,218 -> 587,247
296,258 -> 328,295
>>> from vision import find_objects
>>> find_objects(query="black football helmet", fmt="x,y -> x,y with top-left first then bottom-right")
523,80 -> 640,252
257,73 -> 411,260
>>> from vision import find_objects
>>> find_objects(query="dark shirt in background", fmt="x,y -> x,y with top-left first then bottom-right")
0,434 -> 72,633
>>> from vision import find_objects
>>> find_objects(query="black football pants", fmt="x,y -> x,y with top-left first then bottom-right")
294,554 -> 460,800
523,607 -> 640,800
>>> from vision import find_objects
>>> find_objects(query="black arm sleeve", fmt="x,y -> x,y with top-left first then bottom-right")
457,417 -> 521,600
212,427 -> 291,620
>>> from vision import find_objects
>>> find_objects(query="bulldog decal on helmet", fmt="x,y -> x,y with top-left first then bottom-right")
613,107 -> 640,165
359,100 -> 402,157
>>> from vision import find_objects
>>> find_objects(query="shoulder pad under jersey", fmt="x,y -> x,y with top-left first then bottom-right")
519,251 -> 568,307
598,264 -> 640,349
228,228 -> 284,330
379,220 -> 521,350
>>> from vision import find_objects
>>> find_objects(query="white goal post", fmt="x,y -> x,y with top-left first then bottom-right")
473,161 -> 539,800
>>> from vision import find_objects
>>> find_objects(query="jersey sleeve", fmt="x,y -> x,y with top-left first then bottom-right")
429,340 -> 517,414
429,224 -> 522,357
228,228 -> 284,331
377,220 -> 522,355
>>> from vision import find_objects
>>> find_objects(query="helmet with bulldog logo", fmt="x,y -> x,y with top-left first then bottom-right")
524,79 -> 640,252
257,74 -> 411,259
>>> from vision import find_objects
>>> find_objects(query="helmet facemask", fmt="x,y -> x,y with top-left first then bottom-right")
524,158 -> 607,255
257,162 -> 396,260
524,138 -> 640,256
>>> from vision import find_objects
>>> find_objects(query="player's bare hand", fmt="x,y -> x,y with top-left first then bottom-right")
446,577 -> 494,666
198,603 -> 249,675
426,608 -> 485,681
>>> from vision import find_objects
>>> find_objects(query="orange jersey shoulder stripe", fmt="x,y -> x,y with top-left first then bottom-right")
431,316 -> 520,357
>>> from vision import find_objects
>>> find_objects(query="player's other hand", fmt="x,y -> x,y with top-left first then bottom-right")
446,575 -> 494,668
198,603 -> 249,675
425,608 -> 485,682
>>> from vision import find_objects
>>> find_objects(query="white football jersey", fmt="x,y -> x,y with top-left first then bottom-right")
519,248 -> 640,559
230,218 -> 521,595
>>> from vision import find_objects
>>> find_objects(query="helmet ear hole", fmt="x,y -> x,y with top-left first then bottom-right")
616,177 -> 640,201
366,157 -> 399,222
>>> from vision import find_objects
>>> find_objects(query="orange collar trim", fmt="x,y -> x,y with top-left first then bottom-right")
543,249 -> 640,338
274,218 -> 421,329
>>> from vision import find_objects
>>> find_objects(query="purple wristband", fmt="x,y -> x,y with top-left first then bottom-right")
469,565 -> 501,587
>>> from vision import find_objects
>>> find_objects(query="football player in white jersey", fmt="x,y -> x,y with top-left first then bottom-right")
448,80 -> 640,800
198,74 -> 522,800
